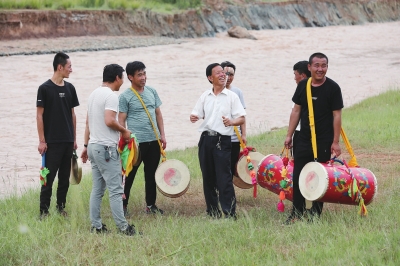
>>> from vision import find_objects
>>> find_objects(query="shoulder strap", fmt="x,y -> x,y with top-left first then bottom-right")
306,78 -> 318,161
130,87 -> 166,161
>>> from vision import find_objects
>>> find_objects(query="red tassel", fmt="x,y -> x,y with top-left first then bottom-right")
253,183 -> 257,198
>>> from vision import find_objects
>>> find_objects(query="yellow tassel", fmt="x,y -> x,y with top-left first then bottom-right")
358,198 -> 368,217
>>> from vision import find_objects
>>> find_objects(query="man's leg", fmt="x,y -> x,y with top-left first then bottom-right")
88,144 -> 107,229
231,141 -> 240,177
142,141 -> 161,206
214,135 -> 236,216
123,160 -> 141,208
56,142 -> 74,212
198,134 -> 220,216
40,143 -> 63,215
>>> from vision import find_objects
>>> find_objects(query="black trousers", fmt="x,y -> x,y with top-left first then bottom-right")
40,142 -> 74,214
292,140 -> 332,217
123,140 -> 160,207
291,130 -> 300,157
231,141 -> 241,177
198,133 -> 236,216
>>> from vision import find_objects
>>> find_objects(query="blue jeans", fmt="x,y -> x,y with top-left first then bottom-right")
88,143 -> 128,231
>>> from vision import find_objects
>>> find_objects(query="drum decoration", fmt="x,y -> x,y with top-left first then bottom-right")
234,147 -> 264,189
118,134 -> 139,199
233,127 -> 258,198
155,159 -> 190,198
299,158 -> 377,216
257,152 -> 294,207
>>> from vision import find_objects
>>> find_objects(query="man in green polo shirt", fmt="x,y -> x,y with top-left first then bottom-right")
118,61 -> 166,216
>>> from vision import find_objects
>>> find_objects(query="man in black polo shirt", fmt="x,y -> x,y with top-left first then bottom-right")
36,52 -> 79,219
284,52 -> 343,224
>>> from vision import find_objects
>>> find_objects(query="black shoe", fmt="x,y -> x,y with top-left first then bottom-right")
283,213 -> 301,226
225,213 -> 238,221
91,224 -> 108,233
207,210 -> 222,219
120,224 -> 137,236
39,212 -> 50,220
146,205 -> 164,215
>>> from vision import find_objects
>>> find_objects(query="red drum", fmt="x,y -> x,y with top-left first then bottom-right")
234,151 -> 265,189
257,154 -> 294,201
299,161 -> 377,205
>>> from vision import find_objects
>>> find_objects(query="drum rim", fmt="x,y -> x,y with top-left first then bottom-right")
299,162 -> 329,201
155,159 -> 190,196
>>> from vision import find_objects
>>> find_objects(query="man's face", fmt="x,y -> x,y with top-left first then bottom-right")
129,69 -> 146,88
308,57 -> 328,82
208,66 -> 226,86
60,59 -> 72,79
115,74 -> 124,91
293,70 -> 305,84
224,66 -> 235,87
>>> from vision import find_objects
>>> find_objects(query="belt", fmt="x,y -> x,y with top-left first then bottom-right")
203,130 -> 220,136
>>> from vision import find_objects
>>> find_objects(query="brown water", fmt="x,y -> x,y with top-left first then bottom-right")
0,21 -> 399,198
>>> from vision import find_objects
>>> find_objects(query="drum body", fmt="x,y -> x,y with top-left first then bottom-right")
257,154 -> 294,201
155,159 -> 190,198
299,162 -> 377,205
234,151 -> 265,189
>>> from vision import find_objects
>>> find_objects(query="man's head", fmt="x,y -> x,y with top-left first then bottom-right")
103,64 -> 125,91
293,60 -> 311,84
53,52 -> 72,78
308,52 -> 329,82
221,61 -> 236,88
206,63 -> 226,86
126,61 -> 146,88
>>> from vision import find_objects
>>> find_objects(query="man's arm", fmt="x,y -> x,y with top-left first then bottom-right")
222,116 -> 245,127
331,109 -> 342,157
118,112 -> 127,128
240,117 -> 247,145
105,110 -> 131,141
284,104 -> 301,149
36,107 -> 47,155
155,107 -> 167,150
72,108 -> 77,150
81,113 -> 90,163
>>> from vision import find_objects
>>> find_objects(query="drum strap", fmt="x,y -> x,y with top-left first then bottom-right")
234,126 -> 257,198
130,87 -> 167,162
340,128 -> 359,167
306,78 -> 318,161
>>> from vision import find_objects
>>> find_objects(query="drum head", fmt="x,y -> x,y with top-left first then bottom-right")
155,159 -> 190,198
299,162 -> 329,201
236,151 -> 265,187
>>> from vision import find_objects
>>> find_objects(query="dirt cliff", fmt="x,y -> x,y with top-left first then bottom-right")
0,0 -> 399,40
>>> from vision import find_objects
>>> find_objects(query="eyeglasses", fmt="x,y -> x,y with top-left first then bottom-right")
225,72 -> 234,76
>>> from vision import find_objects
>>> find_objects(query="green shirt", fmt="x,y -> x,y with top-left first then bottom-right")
119,86 -> 162,143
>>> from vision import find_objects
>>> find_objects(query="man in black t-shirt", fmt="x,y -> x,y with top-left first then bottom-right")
284,52 -> 343,224
36,52 -> 79,219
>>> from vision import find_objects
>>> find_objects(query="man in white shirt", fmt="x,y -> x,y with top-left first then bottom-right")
81,64 -> 137,235
190,63 -> 246,219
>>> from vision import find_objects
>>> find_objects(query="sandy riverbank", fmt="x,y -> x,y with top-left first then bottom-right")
0,21 -> 399,198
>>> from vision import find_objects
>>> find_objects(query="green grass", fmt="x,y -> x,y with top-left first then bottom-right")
0,0 -> 202,11
1,89 -> 400,265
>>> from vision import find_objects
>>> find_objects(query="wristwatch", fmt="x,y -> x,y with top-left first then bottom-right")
84,144 -> 88,148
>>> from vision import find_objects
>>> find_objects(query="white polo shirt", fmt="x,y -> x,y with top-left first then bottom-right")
191,88 -> 246,136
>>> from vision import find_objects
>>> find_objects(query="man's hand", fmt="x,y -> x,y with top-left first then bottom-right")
190,114 -> 199,123
81,148 -> 88,163
284,136 -> 293,149
161,135 -> 167,150
242,135 -> 247,145
222,116 -> 232,127
38,142 -> 47,155
331,142 -> 341,157
121,129 -> 132,143
74,141 -> 78,150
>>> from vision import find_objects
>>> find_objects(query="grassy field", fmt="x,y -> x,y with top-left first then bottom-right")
1,88 -> 399,265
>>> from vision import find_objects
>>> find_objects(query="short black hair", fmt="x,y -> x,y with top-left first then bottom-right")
103,64 -> 124,83
309,52 -> 329,65
220,61 -> 236,72
293,60 -> 311,77
126,61 -> 146,77
206,63 -> 221,84
53,52 -> 69,71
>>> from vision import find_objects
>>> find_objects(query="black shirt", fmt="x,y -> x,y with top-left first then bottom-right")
292,77 -> 343,143
36,79 -> 79,143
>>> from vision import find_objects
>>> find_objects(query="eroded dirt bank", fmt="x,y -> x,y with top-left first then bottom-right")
1,0 -> 399,41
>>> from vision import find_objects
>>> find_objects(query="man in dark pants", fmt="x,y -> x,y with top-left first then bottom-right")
119,61 -> 166,215
36,52 -> 79,219
190,63 -> 246,219
284,53 -> 343,224
292,60 -> 311,155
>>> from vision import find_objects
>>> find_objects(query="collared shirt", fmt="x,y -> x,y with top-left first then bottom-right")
191,88 -> 246,136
